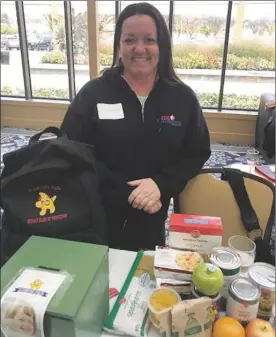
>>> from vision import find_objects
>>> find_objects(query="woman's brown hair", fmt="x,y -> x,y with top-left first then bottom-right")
109,2 -> 180,85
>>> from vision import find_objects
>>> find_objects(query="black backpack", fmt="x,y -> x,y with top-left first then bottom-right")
1,127 -> 107,265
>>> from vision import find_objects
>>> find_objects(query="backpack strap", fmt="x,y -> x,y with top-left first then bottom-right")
222,168 -> 263,241
29,126 -> 66,144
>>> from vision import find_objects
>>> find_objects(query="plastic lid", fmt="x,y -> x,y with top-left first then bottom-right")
148,287 -> 182,315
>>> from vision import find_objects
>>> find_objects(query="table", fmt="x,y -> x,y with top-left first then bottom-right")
230,163 -> 275,184
102,249 -> 159,337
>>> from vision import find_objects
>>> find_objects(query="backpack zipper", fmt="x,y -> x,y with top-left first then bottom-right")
121,219 -> 128,233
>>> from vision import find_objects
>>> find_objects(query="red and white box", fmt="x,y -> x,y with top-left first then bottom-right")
168,214 -> 223,254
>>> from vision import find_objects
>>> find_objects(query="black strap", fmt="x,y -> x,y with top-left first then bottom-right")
29,127 -> 66,144
223,168 -> 263,240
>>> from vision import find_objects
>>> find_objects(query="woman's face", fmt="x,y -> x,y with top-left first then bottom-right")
119,14 -> 159,78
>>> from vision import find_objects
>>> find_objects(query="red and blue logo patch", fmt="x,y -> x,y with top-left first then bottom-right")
160,115 -> 182,126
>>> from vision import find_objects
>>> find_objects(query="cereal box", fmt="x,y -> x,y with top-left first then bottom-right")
154,246 -> 203,282
169,214 -> 223,255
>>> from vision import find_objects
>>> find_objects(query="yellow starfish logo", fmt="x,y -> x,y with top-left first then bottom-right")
30,279 -> 43,290
35,192 -> 56,216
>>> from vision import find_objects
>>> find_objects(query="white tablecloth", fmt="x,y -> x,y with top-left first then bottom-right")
101,249 -> 159,337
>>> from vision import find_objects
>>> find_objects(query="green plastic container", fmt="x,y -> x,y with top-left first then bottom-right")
1,236 -> 109,337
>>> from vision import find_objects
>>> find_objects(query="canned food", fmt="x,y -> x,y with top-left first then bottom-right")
269,304 -> 275,328
192,286 -> 221,322
248,262 -> 275,321
209,247 -> 241,309
226,277 -> 260,327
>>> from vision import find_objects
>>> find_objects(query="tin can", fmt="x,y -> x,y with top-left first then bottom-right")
192,286 -> 221,322
269,304 -> 275,328
209,247 -> 241,310
248,262 -> 275,321
226,277 -> 260,327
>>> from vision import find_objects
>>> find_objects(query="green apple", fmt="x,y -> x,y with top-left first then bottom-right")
192,263 -> 224,296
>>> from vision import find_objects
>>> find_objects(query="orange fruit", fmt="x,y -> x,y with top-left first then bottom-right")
212,317 -> 245,337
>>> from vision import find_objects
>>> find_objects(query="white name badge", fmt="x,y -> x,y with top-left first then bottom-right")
97,103 -> 124,120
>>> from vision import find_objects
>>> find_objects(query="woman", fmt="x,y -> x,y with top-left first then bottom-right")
61,3 -> 211,251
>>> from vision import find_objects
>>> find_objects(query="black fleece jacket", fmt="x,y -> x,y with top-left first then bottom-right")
61,68 -> 211,206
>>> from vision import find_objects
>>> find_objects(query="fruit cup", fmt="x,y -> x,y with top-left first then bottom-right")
148,287 -> 181,329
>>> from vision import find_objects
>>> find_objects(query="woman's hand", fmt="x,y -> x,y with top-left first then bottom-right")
143,199 -> 162,214
127,178 -> 161,211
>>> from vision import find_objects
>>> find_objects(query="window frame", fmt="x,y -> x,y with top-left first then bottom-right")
1,0 -> 273,113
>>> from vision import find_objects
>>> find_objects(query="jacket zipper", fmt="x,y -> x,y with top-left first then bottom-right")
120,77 -> 157,124
141,101 -> 145,123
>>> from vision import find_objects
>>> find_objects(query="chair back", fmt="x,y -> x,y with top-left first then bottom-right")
178,168 -> 274,250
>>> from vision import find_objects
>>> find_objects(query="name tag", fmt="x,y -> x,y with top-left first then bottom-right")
97,103 -> 124,120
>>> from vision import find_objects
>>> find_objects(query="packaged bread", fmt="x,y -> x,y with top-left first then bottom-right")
154,246 -> 203,281
171,297 -> 213,337
105,251 -> 155,337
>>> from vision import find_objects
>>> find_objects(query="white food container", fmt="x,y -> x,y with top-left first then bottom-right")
154,246 -> 203,282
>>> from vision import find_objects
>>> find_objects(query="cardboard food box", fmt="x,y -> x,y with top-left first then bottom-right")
1,236 -> 109,337
156,278 -> 192,296
169,214 -> 223,255
154,246 -> 203,281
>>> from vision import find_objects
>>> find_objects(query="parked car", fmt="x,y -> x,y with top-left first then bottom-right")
32,35 -> 53,51
27,34 -> 40,50
6,35 -> 20,50
1,35 -> 9,50
1,48 -> 10,64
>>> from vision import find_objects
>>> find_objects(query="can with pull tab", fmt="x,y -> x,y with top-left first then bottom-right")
248,262 -> 275,321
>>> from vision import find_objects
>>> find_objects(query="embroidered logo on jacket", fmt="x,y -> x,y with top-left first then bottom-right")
160,114 -> 182,126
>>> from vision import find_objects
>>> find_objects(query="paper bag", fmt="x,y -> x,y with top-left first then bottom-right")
172,297 -> 212,337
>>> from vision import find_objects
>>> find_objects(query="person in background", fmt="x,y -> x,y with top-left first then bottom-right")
61,2 -> 211,251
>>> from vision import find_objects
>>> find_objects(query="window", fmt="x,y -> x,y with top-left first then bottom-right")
24,1 -> 69,99
98,1 -> 115,71
101,1 -> 170,71
121,1 -> 170,25
1,1 -> 25,97
71,1 -> 89,93
1,0 -> 274,113
223,1 -> 275,110
173,1 -> 228,109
